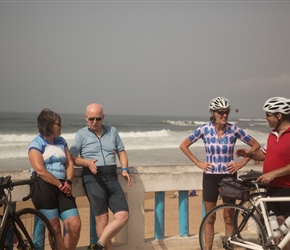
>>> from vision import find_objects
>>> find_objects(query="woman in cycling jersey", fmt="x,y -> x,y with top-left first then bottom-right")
28,108 -> 81,250
180,97 -> 260,249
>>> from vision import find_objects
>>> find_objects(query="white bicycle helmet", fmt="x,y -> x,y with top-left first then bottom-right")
263,97 -> 290,115
209,97 -> 231,111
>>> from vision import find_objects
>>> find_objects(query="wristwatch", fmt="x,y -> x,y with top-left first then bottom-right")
66,179 -> 72,185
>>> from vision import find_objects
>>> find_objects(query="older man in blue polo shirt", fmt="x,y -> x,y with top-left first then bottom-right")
70,103 -> 131,250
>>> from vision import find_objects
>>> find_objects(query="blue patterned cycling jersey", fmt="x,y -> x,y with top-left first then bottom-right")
188,122 -> 252,174
28,135 -> 67,180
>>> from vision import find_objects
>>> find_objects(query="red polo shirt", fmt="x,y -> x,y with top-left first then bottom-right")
263,127 -> 290,187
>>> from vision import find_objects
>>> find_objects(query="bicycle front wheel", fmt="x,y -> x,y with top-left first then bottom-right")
199,203 -> 267,250
0,208 -> 56,250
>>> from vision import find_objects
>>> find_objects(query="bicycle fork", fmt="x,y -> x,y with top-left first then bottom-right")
5,212 -> 36,250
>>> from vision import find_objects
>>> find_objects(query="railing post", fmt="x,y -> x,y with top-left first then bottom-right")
202,199 -> 206,218
90,209 -> 98,244
4,202 -> 16,248
34,214 -> 45,247
154,191 -> 165,240
178,191 -> 189,237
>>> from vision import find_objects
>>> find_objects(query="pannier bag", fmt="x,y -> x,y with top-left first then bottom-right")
219,177 -> 250,201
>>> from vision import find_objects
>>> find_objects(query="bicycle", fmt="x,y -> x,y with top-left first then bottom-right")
0,173 -> 56,249
198,172 -> 286,250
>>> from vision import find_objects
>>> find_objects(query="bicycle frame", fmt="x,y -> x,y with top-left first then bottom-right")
258,196 -> 290,250
0,189 -> 16,235
0,184 -> 35,247
228,196 -> 290,250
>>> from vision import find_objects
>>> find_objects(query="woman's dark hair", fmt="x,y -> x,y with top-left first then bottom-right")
209,110 -> 215,123
37,108 -> 61,136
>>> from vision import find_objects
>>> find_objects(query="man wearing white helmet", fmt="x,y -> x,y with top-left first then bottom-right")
180,97 -> 260,249
237,97 -> 290,248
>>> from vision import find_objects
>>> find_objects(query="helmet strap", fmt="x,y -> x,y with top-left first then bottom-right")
275,113 -> 282,130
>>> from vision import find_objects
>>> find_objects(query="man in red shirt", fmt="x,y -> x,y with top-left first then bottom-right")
237,97 -> 290,248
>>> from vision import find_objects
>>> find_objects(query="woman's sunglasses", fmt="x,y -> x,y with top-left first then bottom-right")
215,110 -> 230,116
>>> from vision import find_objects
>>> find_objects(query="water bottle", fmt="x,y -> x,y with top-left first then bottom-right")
280,216 -> 290,234
268,210 -> 281,238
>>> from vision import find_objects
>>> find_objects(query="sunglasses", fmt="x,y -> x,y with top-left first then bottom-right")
265,113 -> 275,118
88,117 -> 102,122
215,110 -> 230,116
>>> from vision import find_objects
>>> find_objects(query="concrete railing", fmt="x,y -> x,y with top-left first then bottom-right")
2,165 -> 262,249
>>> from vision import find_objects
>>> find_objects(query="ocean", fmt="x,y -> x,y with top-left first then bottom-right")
0,112 -> 270,172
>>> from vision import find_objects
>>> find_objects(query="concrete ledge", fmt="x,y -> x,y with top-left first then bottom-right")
1,165 -> 262,250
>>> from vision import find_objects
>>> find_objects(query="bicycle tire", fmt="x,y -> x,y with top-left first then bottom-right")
199,203 -> 267,250
0,208 -> 57,250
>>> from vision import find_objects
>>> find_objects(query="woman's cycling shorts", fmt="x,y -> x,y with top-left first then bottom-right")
31,177 -> 79,220
203,172 -> 237,203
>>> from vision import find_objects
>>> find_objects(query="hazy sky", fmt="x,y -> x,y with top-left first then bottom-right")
0,0 -> 289,118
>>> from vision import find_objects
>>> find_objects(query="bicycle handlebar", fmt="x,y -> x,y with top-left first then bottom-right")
0,172 -> 37,201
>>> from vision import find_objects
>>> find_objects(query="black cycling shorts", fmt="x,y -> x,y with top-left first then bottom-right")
31,177 -> 78,215
82,165 -> 129,216
84,179 -> 129,216
203,173 -> 237,203
267,186 -> 290,217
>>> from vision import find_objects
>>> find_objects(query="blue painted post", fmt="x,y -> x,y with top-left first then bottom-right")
178,191 -> 189,237
202,199 -> 206,218
154,191 -> 165,240
90,209 -> 98,244
5,202 -> 16,248
33,215 -> 45,247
